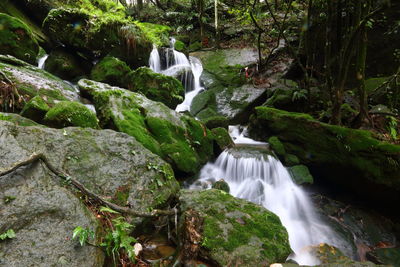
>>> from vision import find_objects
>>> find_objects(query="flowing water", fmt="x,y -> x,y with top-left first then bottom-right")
191,126 -> 350,265
37,54 -> 49,69
147,42 -> 350,264
148,38 -> 204,112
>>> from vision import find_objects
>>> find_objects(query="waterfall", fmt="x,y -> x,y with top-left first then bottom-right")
149,45 -> 161,73
149,38 -> 204,112
191,126 -> 350,265
37,54 -> 49,69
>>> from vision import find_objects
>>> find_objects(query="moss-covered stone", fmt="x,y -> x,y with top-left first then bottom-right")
0,13 -> 39,64
90,56 -> 131,87
78,79 -> 214,175
126,67 -> 185,109
0,112 -> 42,126
203,115 -> 229,129
284,153 -> 300,166
135,22 -> 171,47
43,7 -> 152,66
20,95 -> 50,122
44,49 -> 88,80
44,101 -> 99,128
366,247 -> 400,266
249,107 -> 400,204
288,165 -> 314,185
179,189 -> 292,266
0,55 -> 79,108
268,136 -> 286,157
212,179 -> 230,193
211,127 -> 234,152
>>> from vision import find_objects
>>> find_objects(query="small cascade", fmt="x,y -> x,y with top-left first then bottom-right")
37,54 -> 49,69
149,45 -> 161,73
191,126 -> 350,265
148,38 -> 204,112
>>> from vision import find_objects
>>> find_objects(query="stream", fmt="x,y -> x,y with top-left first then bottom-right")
150,41 -> 353,265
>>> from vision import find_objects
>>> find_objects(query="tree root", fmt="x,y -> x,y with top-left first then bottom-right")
0,153 -> 177,217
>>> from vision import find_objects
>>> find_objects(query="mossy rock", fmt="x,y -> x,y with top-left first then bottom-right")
44,101 -> 99,128
91,56 -> 131,87
20,95 -> 50,122
0,55 -> 79,108
212,179 -> 230,193
135,22 -> 171,47
0,13 -> 39,64
43,7 -> 152,65
44,49 -> 88,80
288,165 -> 313,185
211,127 -> 234,152
284,153 -> 300,166
125,67 -> 184,109
249,107 -> 400,205
268,136 -> 286,157
203,115 -> 229,129
78,79 -> 214,175
0,112 -> 42,126
179,189 -> 292,266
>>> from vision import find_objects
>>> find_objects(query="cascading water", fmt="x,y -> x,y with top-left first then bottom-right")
149,45 -> 161,73
37,54 -> 49,69
191,126 -> 351,265
148,38 -> 204,112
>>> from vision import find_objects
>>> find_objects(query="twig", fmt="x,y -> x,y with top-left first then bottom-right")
0,153 -> 177,217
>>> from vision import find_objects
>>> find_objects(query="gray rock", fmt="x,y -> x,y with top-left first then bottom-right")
0,120 -> 179,214
0,55 -> 79,104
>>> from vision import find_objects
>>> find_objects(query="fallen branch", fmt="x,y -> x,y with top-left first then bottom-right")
0,153 -> 177,217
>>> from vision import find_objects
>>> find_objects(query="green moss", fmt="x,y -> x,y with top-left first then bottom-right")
190,90 -> 217,116
211,127 -> 234,151
91,56 -> 131,87
0,112 -> 41,126
174,39 -> 186,51
20,96 -> 50,122
268,136 -> 286,157
284,153 -> 300,166
0,13 -> 39,64
44,101 -> 99,128
249,107 -> 400,191
180,189 -> 291,265
188,41 -> 202,52
289,165 -> 314,185
212,180 -> 230,193
134,22 -> 171,47
126,67 -> 184,109
203,115 -> 229,129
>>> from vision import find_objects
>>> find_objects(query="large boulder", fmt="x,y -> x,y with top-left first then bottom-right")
190,49 -> 269,123
42,8 -> 152,67
248,107 -> 400,206
0,120 -> 179,215
90,56 -> 131,87
0,13 -> 39,64
178,189 -> 292,266
0,157 -> 104,267
0,55 -> 79,111
78,79 -> 214,175
0,112 -> 42,126
126,67 -> 185,109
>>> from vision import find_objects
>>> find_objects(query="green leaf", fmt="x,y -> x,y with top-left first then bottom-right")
0,229 -> 16,240
100,206 -> 120,214
72,226 -> 84,240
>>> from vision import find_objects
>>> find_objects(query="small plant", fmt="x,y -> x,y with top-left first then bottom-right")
3,195 -> 16,204
0,229 -> 16,240
101,216 -> 138,263
387,116 -> 398,140
72,226 -> 95,246
292,89 -> 307,102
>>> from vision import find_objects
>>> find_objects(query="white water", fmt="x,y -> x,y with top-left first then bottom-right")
37,54 -> 48,69
191,126 -> 349,265
148,38 -> 204,112
149,45 -> 161,73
